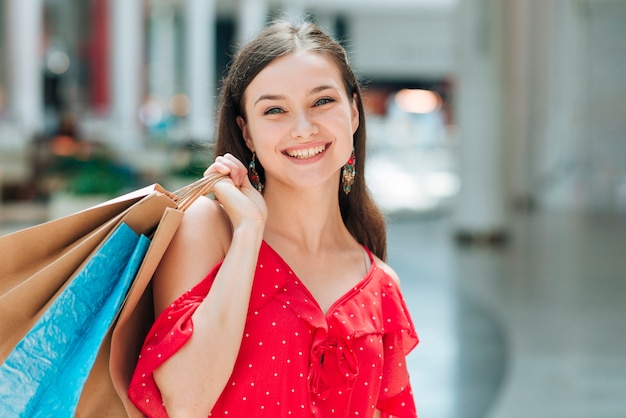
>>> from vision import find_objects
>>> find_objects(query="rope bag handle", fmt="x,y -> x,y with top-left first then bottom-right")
168,172 -> 228,212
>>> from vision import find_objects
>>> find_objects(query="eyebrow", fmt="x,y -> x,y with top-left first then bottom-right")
254,94 -> 285,107
253,85 -> 338,107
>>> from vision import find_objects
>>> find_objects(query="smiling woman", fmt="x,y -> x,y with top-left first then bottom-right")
128,20 -> 419,418
236,51 -> 358,194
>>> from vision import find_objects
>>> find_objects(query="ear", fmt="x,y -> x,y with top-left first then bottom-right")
351,93 -> 360,134
237,115 -> 255,152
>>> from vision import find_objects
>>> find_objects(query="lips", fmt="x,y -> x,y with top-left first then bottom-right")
284,144 -> 328,159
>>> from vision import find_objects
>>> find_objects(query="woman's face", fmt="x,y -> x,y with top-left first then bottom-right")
238,51 -> 359,193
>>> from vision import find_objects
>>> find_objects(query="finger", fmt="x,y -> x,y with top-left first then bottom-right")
219,154 -> 249,186
239,170 -> 255,191
222,153 -> 248,171
204,154 -> 239,176
204,161 -> 231,176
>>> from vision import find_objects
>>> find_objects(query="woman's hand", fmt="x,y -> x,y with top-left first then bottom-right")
150,154 -> 267,416
204,153 -> 267,231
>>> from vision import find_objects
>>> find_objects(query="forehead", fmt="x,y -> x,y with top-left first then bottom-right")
244,51 -> 344,101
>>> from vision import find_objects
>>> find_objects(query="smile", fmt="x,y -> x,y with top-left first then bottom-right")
284,144 -> 328,159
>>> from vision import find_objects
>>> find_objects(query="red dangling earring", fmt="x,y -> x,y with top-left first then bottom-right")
341,148 -> 356,195
249,152 -> 264,193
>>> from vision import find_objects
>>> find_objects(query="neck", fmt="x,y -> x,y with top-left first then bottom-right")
262,182 -> 352,254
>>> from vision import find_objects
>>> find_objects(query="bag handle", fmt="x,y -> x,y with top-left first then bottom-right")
170,172 -> 228,212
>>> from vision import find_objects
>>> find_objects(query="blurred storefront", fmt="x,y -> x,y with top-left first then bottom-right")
1,0 -> 625,223
0,0 -> 458,211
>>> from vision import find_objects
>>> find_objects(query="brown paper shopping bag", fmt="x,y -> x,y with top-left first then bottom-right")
0,173 -> 225,417
0,183 -> 174,361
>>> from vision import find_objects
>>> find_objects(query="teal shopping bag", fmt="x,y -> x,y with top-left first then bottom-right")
0,222 -> 151,417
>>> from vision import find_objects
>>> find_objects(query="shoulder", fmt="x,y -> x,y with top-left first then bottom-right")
152,196 -> 232,313
170,195 -> 233,260
181,195 -> 232,246
371,255 -> 417,347
372,255 -> 402,288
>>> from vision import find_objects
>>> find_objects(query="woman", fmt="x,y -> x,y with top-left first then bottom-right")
129,20 -> 418,417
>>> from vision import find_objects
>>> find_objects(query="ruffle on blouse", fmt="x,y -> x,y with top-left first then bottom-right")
127,260 -> 222,418
373,272 -> 418,416
248,242 -> 301,314
269,245 -> 419,417
128,242 -> 418,418
378,274 -> 419,355
308,327 -> 359,415
128,243 -> 290,417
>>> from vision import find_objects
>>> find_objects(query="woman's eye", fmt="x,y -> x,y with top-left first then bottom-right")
314,97 -> 335,107
264,107 -> 284,115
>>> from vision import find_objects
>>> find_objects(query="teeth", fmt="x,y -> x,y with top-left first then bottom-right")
286,145 -> 326,159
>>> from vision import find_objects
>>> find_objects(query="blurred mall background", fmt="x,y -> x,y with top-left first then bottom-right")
0,0 -> 625,417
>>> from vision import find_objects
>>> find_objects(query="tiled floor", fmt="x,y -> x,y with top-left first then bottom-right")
2,205 -> 625,417
388,210 -> 626,418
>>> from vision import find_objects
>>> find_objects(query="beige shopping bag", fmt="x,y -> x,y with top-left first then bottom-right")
0,183 -> 170,361
0,173 -> 225,417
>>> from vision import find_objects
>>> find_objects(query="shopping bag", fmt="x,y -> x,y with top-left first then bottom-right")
0,222 -> 151,417
0,183 -> 173,361
0,173 -> 225,417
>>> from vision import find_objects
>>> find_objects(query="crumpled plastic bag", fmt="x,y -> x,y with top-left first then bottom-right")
0,222 -> 150,417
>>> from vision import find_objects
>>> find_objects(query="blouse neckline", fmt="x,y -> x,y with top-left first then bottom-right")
260,240 -> 377,318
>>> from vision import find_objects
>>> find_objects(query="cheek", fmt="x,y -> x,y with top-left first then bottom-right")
328,113 -> 356,145
245,121 -> 287,158
341,143 -> 354,164
250,118 -> 288,139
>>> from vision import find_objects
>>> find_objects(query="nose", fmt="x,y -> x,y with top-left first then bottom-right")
290,112 -> 319,139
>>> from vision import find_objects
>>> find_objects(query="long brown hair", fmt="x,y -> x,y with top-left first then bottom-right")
214,20 -> 387,260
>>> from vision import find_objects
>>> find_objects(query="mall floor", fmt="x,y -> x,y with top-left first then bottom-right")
389,209 -> 626,418
1,204 -> 625,417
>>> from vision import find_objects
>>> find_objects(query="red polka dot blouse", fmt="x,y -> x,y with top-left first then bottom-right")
129,241 -> 418,417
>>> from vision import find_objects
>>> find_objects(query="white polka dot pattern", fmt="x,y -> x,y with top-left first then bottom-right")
128,241 -> 418,417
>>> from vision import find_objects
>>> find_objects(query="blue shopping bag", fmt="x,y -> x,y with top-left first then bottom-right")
0,222 -> 151,417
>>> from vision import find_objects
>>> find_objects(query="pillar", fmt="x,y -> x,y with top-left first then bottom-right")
453,0 -> 508,245
501,0 -> 587,212
237,0 -> 269,44
149,3 -> 177,113
502,0 -> 534,211
6,0 -> 44,138
532,0 -> 586,210
184,0 -> 216,142
109,0 -> 144,150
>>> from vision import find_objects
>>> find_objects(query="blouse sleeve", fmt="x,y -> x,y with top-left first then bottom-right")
127,261 -> 222,418
376,276 -> 419,417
